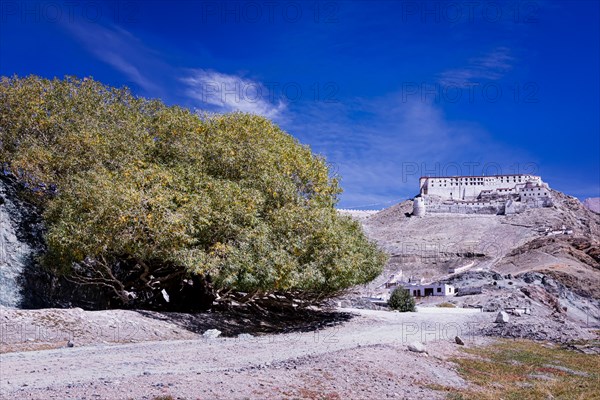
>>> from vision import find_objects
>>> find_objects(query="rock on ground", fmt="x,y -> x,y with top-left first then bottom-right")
408,341 -> 427,353
495,311 -> 510,323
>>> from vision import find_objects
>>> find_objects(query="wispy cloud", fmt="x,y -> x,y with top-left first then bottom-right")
66,22 -> 286,119
289,94 -> 534,208
182,69 -> 286,119
438,47 -> 514,87
66,23 -> 161,94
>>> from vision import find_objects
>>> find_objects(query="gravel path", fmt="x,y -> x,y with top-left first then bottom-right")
0,307 -> 491,399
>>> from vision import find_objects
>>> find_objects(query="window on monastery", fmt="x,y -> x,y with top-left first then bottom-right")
437,288 -> 442,293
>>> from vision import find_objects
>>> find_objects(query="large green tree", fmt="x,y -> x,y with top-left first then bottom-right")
0,75 -> 386,309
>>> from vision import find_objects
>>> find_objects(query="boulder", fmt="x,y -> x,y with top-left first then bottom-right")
455,336 -> 465,345
339,300 -> 351,308
237,333 -> 254,341
455,287 -> 483,297
407,341 -> 427,353
1,175 -> 117,309
203,329 -> 222,339
495,311 -> 510,323
1,176 -> 40,307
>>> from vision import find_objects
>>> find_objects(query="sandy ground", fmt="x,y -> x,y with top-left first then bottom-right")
0,307 -> 491,399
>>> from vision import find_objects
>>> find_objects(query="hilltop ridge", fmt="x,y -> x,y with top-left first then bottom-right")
345,188 -> 600,340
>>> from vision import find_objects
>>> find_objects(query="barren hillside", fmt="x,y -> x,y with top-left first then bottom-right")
348,190 -> 600,333
359,190 -> 599,288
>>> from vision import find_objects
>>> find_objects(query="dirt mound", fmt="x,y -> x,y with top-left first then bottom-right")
480,318 -> 595,343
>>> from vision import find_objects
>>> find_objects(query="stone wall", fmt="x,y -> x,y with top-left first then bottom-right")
420,193 -> 553,216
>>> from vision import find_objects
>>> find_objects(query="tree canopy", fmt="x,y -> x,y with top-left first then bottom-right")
0,75 -> 386,308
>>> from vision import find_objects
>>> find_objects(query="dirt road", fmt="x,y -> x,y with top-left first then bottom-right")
0,307 -> 490,399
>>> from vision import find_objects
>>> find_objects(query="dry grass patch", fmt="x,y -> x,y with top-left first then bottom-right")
433,339 -> 600,400
437,302 -> 456,308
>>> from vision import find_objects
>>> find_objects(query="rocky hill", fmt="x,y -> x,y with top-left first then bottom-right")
359,189 -> 599,287
583,197 -> 600,213
350,189 -> 600,338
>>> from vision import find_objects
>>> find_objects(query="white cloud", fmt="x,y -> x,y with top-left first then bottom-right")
67,23 -> 160,94
182,69 -> 286,119
67,23 -> 286,119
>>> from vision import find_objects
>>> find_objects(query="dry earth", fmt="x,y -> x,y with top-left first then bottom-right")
0,306 -> 492,399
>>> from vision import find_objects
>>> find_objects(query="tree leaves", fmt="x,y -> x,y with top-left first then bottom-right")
1,75 -> 386,302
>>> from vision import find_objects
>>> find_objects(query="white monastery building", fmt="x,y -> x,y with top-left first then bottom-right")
419,174 -> 547,201
413,174 -> 553,216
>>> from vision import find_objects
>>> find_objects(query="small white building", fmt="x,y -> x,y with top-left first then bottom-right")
397,282 -> 456,297
406,283 -> 455,297
519,181 -> 550,200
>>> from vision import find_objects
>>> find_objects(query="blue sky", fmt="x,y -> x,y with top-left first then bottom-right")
1,0 -> 599,208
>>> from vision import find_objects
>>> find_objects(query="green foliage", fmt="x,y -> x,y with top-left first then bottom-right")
388,287 -> 416,312
0,75 -> 386,302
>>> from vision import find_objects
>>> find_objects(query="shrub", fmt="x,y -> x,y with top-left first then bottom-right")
0,75 -> 387,308
388,287 -> 415,312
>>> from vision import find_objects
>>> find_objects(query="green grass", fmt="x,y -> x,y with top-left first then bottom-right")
431,339 -> 600,400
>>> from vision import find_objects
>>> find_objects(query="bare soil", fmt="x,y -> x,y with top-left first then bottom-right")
1,306 -> 492,399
